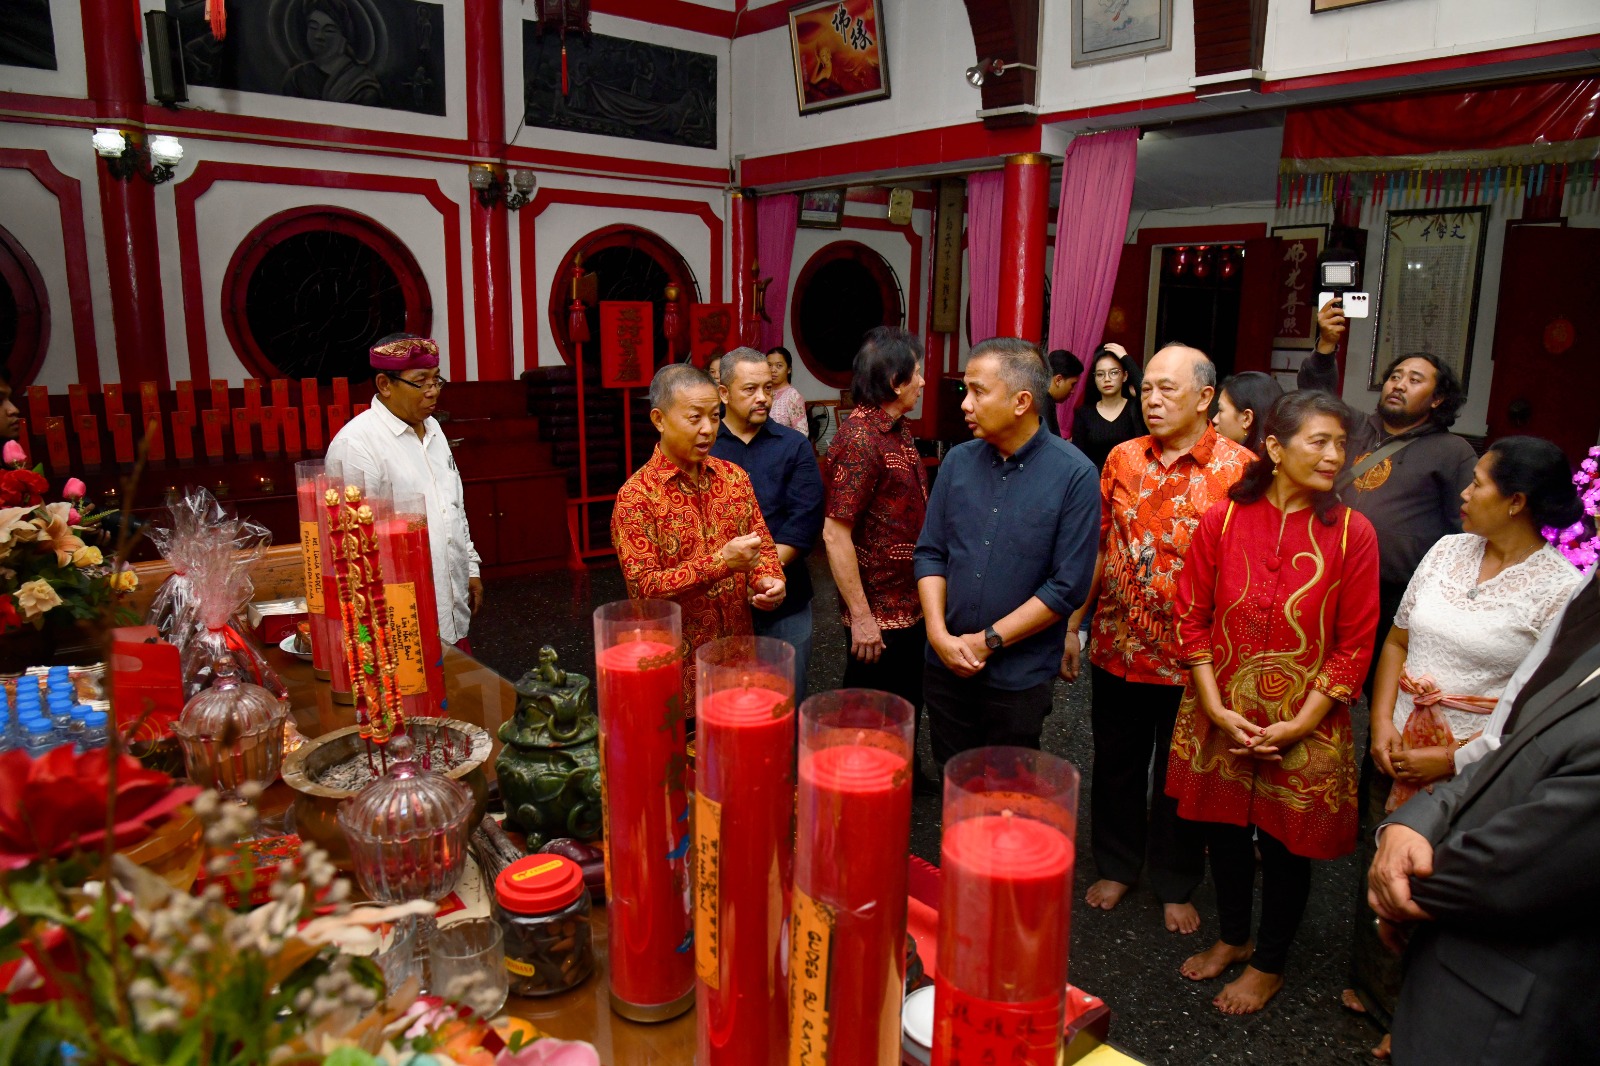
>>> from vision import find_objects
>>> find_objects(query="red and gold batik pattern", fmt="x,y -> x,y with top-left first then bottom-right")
1166,498 -> 1380,860
1088,427 -> 1253,686
612,447 -> 784,705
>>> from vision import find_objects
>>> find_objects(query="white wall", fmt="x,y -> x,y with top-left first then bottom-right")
0,0 -> 85,98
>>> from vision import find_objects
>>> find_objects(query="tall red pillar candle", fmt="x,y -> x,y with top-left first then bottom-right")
376,505 -> 443,724
317,466 -> 353,705
294,460 -> 331,679
932,747 -> 1079,1066
694,637 -> 796,1066
791,689 -> 915,1066
593,599 -> 694,1022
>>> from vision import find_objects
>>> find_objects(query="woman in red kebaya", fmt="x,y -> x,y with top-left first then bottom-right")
1166,390 -> 1380,1016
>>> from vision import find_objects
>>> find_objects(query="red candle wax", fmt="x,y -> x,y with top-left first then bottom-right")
933,813 -> 1074,1066
376,518 -> 444,722
696,685 -> 794,1066
596,639 -> 693,1014
793,743 -> 912,1066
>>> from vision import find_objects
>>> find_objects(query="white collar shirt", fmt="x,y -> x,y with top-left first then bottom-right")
324,400 -> 479,645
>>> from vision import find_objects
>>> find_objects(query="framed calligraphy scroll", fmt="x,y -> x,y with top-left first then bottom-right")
599,301 -> 653,388
1369,206 -> 1489,390
788,0 -> 890,115
1270,225 -> 1326,351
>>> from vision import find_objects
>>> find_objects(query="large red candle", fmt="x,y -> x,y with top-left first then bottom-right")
791,688 -> 914,1066
594,600 -> 694,1022
316,468 -> 353,704
694,637 -> 796,1066
376,512 -> 444,723
293,460 -> 330,678
933,748 -> 1079,1066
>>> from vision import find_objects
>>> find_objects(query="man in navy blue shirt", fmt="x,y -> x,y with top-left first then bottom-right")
914,337 -> 1099,760
711,347 -> 826,696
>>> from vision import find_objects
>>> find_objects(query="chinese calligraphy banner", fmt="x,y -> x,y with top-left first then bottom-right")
689,303 -> 736,367
1371,207 -> 1489,389
788,0 -> 889,115
599,301 -> 654,389
1271,225 -> 1326,351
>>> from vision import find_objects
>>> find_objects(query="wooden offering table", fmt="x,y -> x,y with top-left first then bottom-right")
266,644 -> 696,1063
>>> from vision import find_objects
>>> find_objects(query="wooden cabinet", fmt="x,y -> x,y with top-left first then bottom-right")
462,471 -> 572,575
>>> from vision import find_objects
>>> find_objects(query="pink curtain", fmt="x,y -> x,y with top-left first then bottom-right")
756,193 -> 798,352
965,171 -> 1004,344
1047,128 -> 1139,437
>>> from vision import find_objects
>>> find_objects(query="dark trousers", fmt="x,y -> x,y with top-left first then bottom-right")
923,661 -> 1054,765
1207,822 -> 1313,975
841,621 -> 929,771
1088,665 -> 1205,903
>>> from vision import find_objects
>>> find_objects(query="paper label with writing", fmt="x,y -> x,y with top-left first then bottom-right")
299,522 -> 325,613
383,582 -> 427,696
788,884 -> 836,1066
933,980 -> 1064,1066
693,790 -> 723,988
505,957 -> 537,977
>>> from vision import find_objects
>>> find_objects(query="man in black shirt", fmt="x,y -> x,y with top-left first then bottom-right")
1041,349 -> 1083,438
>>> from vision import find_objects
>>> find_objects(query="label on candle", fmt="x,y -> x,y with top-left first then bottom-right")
934,982 -> 1064,1066
300,521 -> 325,612
383,582 -> 427,696
788,885 -> 836,1066
693,789 -> 723,988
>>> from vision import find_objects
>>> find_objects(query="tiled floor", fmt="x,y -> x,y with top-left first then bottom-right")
474,558 -> 1387,1065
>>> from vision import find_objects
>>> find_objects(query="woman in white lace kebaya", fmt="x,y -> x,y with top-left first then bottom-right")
1347,436 -> 1584,1058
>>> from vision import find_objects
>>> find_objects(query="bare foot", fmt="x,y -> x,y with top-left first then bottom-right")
1213,966 -> 1284,1015
1164,901 -> 1200,934
1085,879 -> 1131,911
1180,939 -> 1253,981
1372,1033 -> 1391,1059
1340,988 -> 1368,1014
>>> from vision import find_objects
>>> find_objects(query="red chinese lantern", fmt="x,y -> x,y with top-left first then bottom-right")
1193,245 -> 1211,280
1172,246 -> 1189,276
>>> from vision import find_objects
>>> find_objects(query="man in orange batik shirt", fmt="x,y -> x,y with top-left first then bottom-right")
612,364 -> 786,714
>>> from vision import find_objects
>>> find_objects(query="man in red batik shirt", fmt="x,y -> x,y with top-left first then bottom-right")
613,364 -> 786,711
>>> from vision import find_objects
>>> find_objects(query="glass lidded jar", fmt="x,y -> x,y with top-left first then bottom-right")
493,853 -> 595,997
338,734 -> 473,905
172,652 -> 289,800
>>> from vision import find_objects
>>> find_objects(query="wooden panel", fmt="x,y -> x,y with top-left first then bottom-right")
1192,0 -> 1265,77
1233,236 -> 1280,375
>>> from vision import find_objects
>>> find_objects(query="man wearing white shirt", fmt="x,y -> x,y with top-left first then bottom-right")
325,334 -> 482,649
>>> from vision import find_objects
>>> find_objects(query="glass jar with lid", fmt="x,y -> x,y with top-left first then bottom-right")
172,653 -> 288,800
493,853 -> 595,997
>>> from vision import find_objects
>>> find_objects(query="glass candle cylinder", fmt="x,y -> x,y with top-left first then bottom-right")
316,464 -> 353,705
932,747 -> 1079,1066
693,636 -> 796,1066
376,493 -> 444,723
294,460 -> 331,679
790,689 -> 915,1066
593,599 -> 693,1022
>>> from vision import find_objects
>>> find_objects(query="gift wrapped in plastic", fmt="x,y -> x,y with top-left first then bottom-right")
179,519 -> 285,701
145,489 -> 271,670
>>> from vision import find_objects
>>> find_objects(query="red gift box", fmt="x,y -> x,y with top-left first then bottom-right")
247,597 -> 307,647
109,625 -> 184,742
193,834 -> 303,908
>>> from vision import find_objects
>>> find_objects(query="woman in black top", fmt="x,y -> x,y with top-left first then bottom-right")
1072,344 -> 1145,473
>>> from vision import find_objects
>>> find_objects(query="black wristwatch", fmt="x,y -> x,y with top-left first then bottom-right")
984,626 -> 1004,651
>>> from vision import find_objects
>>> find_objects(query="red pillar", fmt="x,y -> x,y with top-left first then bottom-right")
729,189 -> 756,347
996,153 -> 1051,343
83,0 -> 169,389
466,0 -> 514,380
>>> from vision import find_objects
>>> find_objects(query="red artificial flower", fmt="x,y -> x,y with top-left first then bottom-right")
0,469 -> 48,508
0,594 -> 20,635
0,746 -> 200,871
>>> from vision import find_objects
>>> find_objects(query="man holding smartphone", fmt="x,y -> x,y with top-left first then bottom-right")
1298,297 -> 1347,394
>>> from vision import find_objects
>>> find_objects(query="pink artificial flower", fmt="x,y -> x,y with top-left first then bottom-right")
496,1039 -> 602,1066
62,478 -> 86,500
67,509 -> 80,525
0,441 -> 23,466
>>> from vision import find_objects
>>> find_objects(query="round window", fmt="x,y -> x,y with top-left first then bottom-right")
548,226 -> 700,369
792,241 -> 902,388
0,225 -> 50,387
224,208 -> 431,381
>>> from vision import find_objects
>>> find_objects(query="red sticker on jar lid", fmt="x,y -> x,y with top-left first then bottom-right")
496,854 -> 585,914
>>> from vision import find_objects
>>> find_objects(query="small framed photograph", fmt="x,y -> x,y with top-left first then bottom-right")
1072,0 -> 1172,67
1311,0 -> 1389,11
797,187 -> 847,229
788,0 -> 890,115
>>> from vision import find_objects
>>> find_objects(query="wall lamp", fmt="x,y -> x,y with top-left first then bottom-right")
469,164 -> 537,209
92,128 -> 183,184
965,58 -> 1038,88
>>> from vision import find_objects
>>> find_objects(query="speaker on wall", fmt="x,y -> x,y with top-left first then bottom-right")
144,10 -> 187,107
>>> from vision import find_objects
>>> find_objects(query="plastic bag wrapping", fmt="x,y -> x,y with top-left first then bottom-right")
169,497 -> 285,700
144,488 -> 230,651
